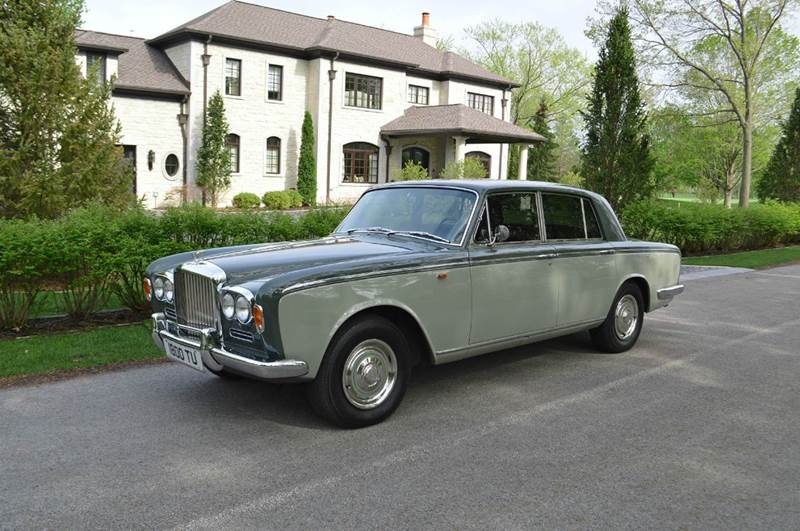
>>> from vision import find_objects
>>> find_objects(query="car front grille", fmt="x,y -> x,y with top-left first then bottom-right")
174,269 -> 219,333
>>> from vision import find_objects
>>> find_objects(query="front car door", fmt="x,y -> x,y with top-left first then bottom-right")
468,191 -> 557,344
540,193 -> 618,326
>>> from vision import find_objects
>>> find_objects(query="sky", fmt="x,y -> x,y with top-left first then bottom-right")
81,0 -> 600,58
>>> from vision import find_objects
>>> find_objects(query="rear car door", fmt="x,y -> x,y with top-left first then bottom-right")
541,193 -> 617,327
468,191 -> 557,344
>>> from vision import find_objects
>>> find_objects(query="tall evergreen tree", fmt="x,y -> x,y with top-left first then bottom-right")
196,91 -> 231,207
527,100 -> 558,181
0,0 -> 131,219
758,88 -> 800,202
296,112 -> 316,206
581,6 -> 654,211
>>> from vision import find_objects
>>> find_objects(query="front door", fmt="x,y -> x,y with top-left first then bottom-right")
469,192 -> 557,344
122,145 -> 137,194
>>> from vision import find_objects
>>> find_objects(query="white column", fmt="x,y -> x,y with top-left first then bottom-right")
454,136 -> 467,163
518,144 -> 529,180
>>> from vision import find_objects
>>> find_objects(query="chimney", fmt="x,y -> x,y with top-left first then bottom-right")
413,11 -> 438,47
327,15 -> 335,21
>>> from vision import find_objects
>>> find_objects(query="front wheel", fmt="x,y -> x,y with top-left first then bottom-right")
590,283 -> 645,353
307,316 -> 410,428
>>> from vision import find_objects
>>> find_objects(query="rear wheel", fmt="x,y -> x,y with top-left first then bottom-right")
307,316 -> 409,428
590,283 -> 645,353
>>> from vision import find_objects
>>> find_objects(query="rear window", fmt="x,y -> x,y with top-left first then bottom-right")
542,194 -> 603,240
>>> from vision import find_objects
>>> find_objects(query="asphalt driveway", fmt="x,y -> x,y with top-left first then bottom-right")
2,265 -> 799,530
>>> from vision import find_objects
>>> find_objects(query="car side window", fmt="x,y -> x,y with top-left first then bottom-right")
542,193 -> 604,240
474,192 -> 540,244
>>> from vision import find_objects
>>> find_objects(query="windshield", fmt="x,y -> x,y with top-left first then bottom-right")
335,187 -> 477,245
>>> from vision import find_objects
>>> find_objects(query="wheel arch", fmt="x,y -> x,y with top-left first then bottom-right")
618,275 -> 651,312
327,303 -> 435,367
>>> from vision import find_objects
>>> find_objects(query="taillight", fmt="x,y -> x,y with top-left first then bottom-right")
253,303 -> 265,333
143,277 -> 152,302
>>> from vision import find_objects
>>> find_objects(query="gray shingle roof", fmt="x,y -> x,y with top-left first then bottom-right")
75,30 -> 190,96
150,0 -> 515,87
381,104 -> 544,143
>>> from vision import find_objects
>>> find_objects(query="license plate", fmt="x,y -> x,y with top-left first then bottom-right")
164,338 -> 204,372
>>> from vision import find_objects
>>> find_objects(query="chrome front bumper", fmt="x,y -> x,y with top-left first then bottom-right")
657,284 -> 685,300
151,313 -> 308,380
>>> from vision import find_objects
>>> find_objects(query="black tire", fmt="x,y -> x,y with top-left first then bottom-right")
307,316 -> 410,428
590,282 -> 645,353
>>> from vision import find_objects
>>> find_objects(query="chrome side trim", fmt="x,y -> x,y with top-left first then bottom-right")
657,284 -> 685,300
151,313 -> 308,380
434,318 -> 605,364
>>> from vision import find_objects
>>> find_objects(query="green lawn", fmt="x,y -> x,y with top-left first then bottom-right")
0,321 -> 162,379
683,246 -> 800,269
659,192 -> 759,205
29,290 -> 124,318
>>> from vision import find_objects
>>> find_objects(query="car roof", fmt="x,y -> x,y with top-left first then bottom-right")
373,179 -> 601,198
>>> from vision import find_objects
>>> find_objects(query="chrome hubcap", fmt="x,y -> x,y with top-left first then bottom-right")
342,339 -> 397,410
614,294 -> 639,341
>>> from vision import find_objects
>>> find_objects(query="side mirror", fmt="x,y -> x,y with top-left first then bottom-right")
490,224 -> 510,245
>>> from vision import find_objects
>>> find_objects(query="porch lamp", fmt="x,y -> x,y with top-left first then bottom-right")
147,150 -> 155,171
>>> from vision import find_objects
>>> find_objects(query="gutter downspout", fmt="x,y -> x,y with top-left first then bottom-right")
178,96 -> 189,204
499,86 -> 509,179
381,134 -> 392,182
326,52 -> 339,205
201,35 -> 212,205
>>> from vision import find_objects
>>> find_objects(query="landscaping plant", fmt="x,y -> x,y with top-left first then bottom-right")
196,91 -> 232,207
297,112 -> 317,206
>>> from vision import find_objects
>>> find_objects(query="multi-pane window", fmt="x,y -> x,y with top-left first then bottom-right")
267,64 -> 282,101
86,52 -> 106,84
343,142 -> 379,183
467,92 -> 494,115
407,84 -> 429,105
164,154 -> 180,177
265,137 -> 281,174
345,73 -> 382,110
401,147 -> 430,172
541,194 -> 604,240
226,134 -> 240,173
225,58 -> 242,96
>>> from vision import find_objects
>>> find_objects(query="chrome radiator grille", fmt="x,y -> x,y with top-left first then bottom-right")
174,269 -> 219,332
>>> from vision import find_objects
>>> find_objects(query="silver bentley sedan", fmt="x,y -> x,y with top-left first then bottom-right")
146,181 -> 684,427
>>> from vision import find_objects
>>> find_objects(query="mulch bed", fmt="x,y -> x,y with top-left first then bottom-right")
0,309 -> 150,340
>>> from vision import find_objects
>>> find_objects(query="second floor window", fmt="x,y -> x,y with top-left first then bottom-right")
86,52 -> 106,84
468,92 -> 494,115
345,73 -> 382,110
226,134 -> 240,173
225,58 -> 242,96
266,137 -> 281,174
267,64 -> 282,101
407,85 -> 429,105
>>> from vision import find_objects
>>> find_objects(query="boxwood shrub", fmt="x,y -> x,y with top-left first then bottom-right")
262,190 -> 304,210
0,203 -> 349,329
231,192 -> 261,209
621,200 -> 800,255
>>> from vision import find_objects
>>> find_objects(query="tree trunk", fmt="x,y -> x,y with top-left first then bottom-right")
724,187 -> 733,208
739,121 -> 753,208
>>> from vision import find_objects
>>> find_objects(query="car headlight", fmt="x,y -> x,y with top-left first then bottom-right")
221,293 -> 235,319
163,279 -> 174,302
235,295 -> 251,323
153,277 -> 165,300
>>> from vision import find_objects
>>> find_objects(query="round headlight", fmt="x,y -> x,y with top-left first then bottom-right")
163,279 -> 174,302
153,277 -> 165,300
221,293 -> 235,319
235,295 -> 251,323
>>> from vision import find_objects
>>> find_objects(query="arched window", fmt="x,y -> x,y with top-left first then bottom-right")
266,137 -> 281,174
401,147 -> 430,172
465,151 -> 491,178
226,134 -> 240,173
343,142 -> 379,183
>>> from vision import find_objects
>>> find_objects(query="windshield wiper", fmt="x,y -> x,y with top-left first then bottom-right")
391,230 -> 451,244
346,226 -> 393,235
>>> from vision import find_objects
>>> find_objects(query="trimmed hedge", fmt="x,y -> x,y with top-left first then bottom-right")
262,190 -> 303,210
231,192 -> 261,209
622,200 -> 800,255
0,204 -> 348,330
